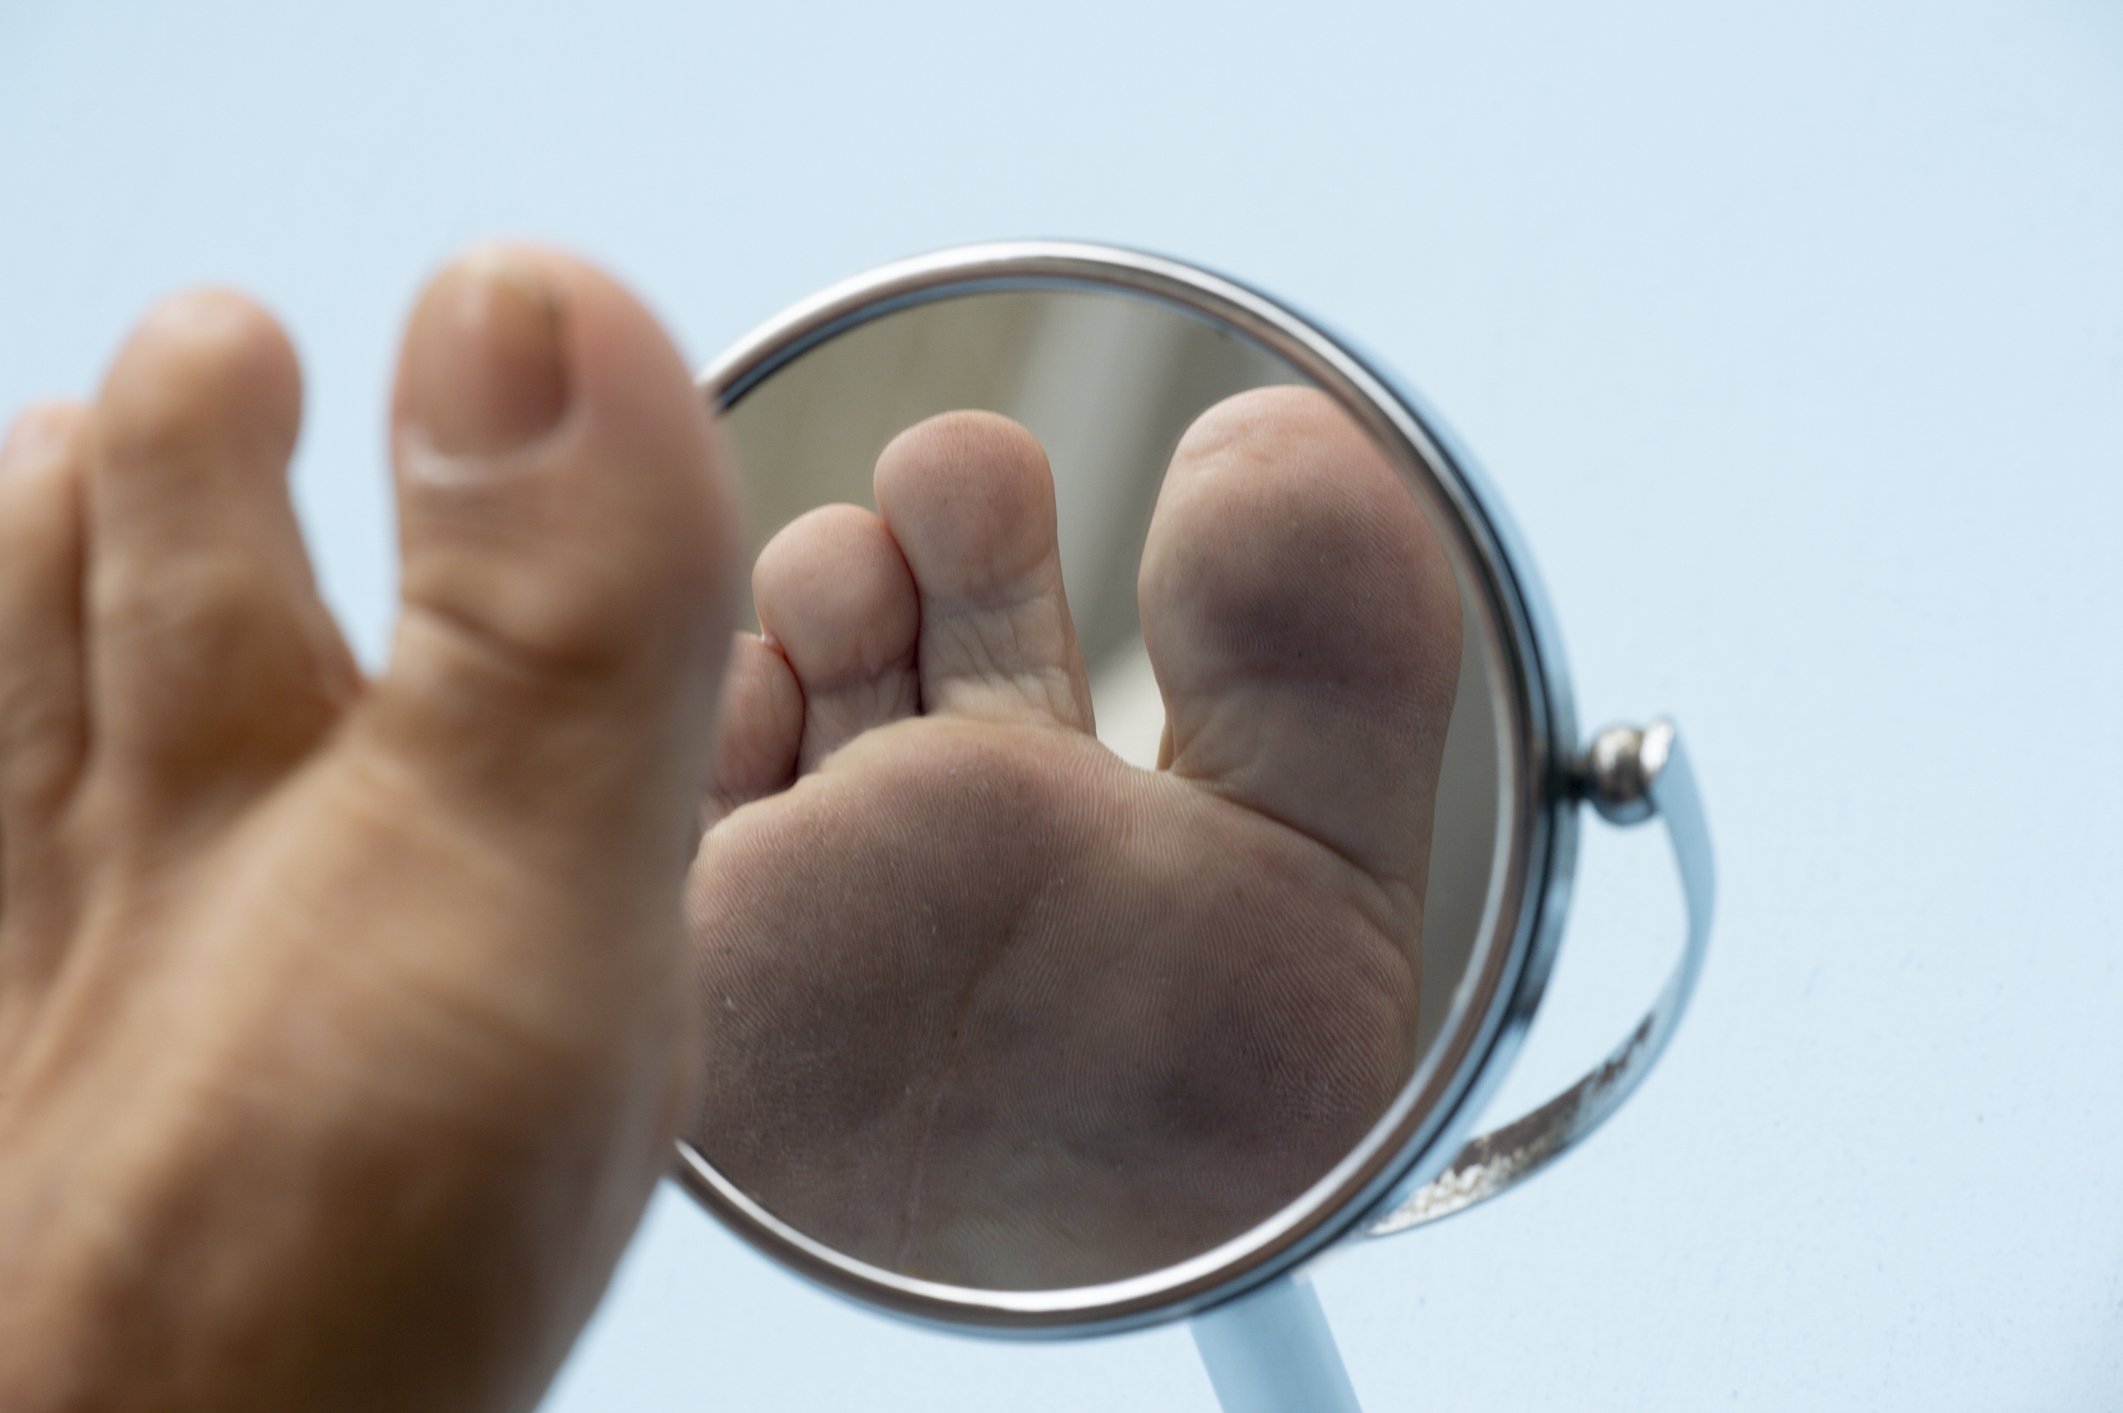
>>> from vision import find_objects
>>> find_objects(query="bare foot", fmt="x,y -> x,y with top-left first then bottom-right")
686,387 -> 1462,1289
0,250 -> 742,1411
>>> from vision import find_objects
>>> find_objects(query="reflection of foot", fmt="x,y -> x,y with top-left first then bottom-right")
0,252 -> 741,1408
687,387 -> 1462,1289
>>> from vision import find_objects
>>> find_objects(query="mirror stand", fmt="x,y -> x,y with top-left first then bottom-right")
1187,719 -> 1712,1412
1363,719 -> 1713,1237
1191,1276 -> 1362,1413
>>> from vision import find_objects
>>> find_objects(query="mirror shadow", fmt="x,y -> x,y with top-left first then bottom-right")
680,289 -> 1502,1291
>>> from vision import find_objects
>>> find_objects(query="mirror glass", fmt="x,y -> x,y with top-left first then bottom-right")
681,286 -> 1509,1292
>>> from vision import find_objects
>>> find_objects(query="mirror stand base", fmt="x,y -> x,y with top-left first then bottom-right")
1191,1274 -> 1364,1413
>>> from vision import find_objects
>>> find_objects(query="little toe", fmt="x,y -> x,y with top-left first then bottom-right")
873,412 -> 1093,731
703,632 -> 803,829
751,503 -> 919,770
0,405 -> 90,958
83,292 -> 358,819
373,246 -> 744,877
1139,386 -> 1462,900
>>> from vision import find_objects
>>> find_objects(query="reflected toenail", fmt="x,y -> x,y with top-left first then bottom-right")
403,251 -> 569,458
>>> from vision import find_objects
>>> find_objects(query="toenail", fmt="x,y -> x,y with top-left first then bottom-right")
402,251 -> 570,460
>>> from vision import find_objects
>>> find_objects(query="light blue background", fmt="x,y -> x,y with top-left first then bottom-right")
4,2 -> 2119,1407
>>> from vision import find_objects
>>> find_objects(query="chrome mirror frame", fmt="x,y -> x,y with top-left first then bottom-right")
677,241 -> 1713,1337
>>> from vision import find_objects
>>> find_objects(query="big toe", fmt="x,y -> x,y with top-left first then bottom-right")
372,247 -> 745,867
1139,385 -> 1462,900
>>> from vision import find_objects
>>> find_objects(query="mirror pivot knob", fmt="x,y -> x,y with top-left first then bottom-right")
1581,719 -> 1676,826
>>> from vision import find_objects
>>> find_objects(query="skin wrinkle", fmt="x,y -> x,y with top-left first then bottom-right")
1166,691 -> 1432,905
890,862 -> 1038,1275
929,602 -> 1079,722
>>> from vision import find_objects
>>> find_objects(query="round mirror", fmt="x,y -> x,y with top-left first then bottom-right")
674,243 -> 1707,1336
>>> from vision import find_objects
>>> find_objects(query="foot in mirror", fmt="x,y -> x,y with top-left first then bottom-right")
685,387 -> 1463,1290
